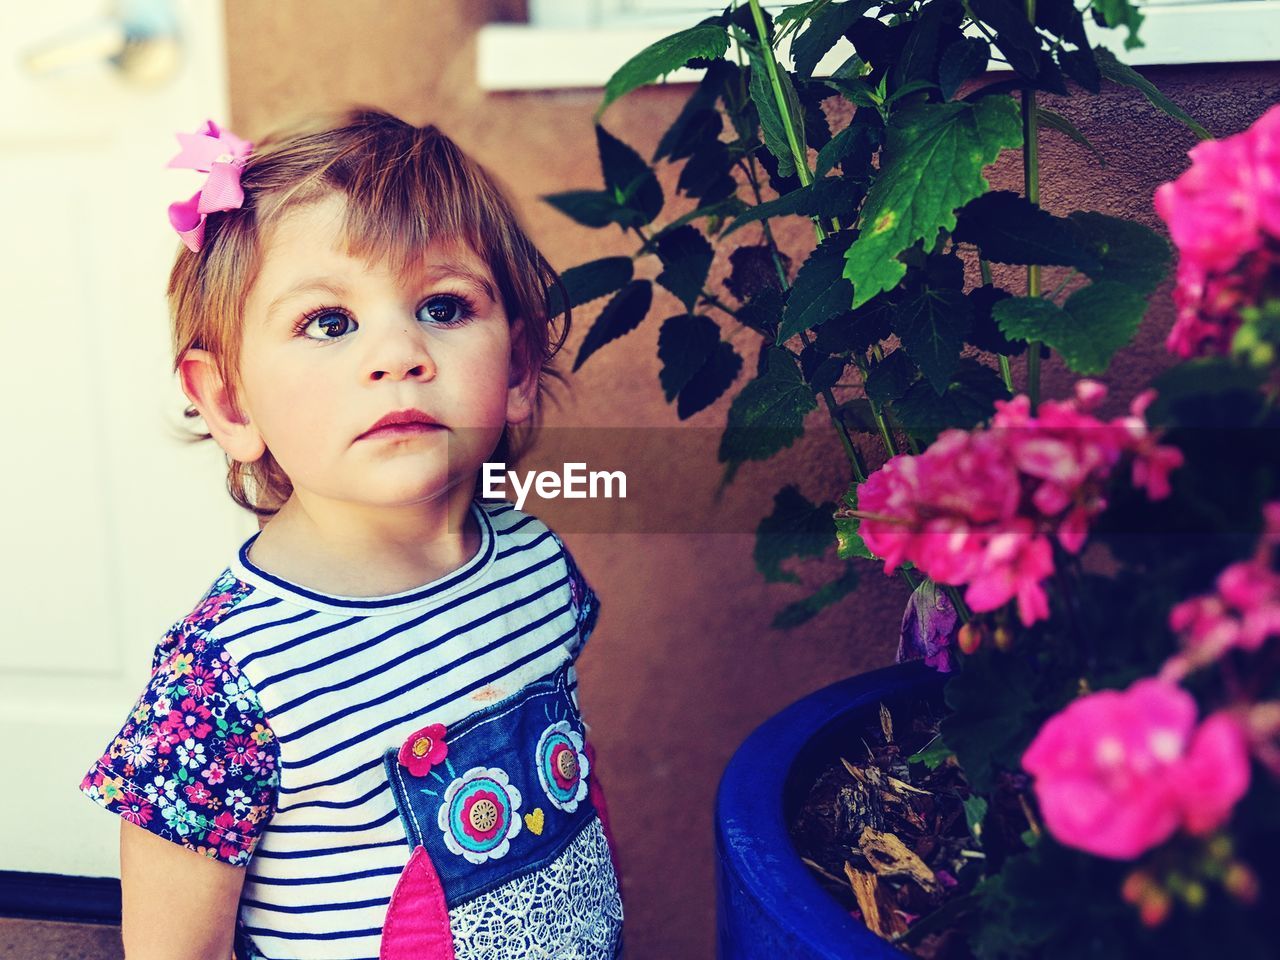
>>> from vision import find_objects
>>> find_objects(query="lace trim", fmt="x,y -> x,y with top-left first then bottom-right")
450,816 -> 623,960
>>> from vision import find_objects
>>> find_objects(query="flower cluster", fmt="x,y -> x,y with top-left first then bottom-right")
1161,503 -> 1280,682
1021,679 -> 1251,860
859,381 -> 1182,626
1154,104 -> 1280,358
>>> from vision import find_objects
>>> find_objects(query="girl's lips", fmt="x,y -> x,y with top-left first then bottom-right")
359,423 -> 445,440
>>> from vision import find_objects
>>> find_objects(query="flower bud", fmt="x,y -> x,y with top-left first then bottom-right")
1224,862 -> 1259,904
1122,870 -> 1153,904
994,625 -> 1013,652
1138,888 -> 1172,928
957,623 -> 982,655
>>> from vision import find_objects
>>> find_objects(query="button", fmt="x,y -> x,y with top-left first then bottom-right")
555,748 -> 579,782
468,798 -> 499,833
411,736 -> 433,759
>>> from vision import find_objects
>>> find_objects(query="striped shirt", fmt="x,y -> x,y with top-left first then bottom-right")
80,498 -> 613,959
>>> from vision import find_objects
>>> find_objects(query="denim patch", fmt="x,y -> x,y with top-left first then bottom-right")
383,663 -> 596,908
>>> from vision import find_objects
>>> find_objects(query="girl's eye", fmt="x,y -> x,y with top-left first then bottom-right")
417,294 -> 476,326
296,308 -> 355,340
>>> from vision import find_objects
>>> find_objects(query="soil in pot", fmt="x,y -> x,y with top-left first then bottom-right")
788,693 -> 1031,959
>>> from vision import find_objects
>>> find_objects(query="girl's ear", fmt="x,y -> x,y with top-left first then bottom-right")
505,319 -> 538,426
178,348 -> 267,463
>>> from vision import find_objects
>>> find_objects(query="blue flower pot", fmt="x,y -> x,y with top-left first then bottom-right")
715,662 -> 945,959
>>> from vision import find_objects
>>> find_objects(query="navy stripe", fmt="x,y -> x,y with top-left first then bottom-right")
276,754 -> 383,797
283,602 -> 569,755
222,608 -> 326,650
272,575 -> 567,723
267,807 -> 399,834
249,865 -> 404,886
243,925 -> 384,941
494,528 -> 554,560
274,779 -> 389,813
252,838 -> 403,860
217,594 -> 284,621
243,896 -> 390,915
236,615 -> 364,671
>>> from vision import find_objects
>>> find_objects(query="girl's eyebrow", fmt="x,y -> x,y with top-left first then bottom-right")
265,265 -> 498,322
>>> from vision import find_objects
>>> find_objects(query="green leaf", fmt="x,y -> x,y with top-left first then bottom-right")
573,280 -> 653,371
598,23 -> 730,118
941,648 -> 1039,792
964,795 -> 989,844
748,55 -> 806,178
718,347 -> 817,481
843,97 -> 1022,308
897,286 -> 972,394
994,282 -> 1147,375
755,485 -> 837,583
814,117 -> 878,179
791,0 -> 874,79
724,176 -> 865,238
864,348 -> 917,403
778,230 -> 858,341
772,564 -> 860,628
1090,0 -> 1144,51
776,0 -> 829,27
953,191 -> 1098,270
1036,107 -> 1105,165
969,0 -> 1043,78
549,257 -> 634,318
646,197 -> 749,247
655,61 -> 736,162
658,314 -> 719,401
835,482 -> 873,560
655,226 -> 715,311
1094,47 -> 1210,140
939,37 -> 991,101
892,360 -> 1011,445
907,735 -> 954,770
677,340 -> 743,419
543,189 -> 632,229
596,125 -> 665,227
1067,211 -> 1170,295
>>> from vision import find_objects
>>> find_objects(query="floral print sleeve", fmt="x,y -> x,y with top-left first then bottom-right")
79,573 -> 279,867
552,533 -> 600,659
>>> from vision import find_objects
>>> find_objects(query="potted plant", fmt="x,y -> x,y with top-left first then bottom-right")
546,0 -> 1279,955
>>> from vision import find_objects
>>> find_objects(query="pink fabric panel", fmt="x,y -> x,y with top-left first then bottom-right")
380,844 -> 456,960
585,739 -> 622,896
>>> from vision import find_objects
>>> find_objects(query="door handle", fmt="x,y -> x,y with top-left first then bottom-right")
20,0 -> 181,86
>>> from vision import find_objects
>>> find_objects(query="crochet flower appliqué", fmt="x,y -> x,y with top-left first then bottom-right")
438,766 -> 523,864
398,723 -> 448,777
535,721 -> 590,813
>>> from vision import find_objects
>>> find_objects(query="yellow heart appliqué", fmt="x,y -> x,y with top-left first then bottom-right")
524,808 -> 545,836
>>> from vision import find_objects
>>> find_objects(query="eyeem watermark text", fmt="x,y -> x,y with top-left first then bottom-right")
482,462 -> 627,511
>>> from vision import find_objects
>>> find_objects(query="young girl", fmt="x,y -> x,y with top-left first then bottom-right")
78,108 -> 623,960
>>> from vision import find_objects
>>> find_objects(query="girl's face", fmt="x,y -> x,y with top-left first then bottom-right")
234,192 -> 531,514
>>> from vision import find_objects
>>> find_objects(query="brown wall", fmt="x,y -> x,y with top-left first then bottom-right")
223,3 -> 1280,956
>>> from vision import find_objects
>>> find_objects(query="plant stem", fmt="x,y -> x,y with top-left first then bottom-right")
978,257 -> 1016,393
1022,0 -> 1042,411
748,0 -> 814,193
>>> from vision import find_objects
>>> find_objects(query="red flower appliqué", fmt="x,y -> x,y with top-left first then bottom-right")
460,789 -> 505,843
398,723 -> 448,776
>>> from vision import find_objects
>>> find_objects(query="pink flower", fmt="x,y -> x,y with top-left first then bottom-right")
859,382 -> 1180,627
398,723 -> 449,777
1155,104 -> 1280,358
1022,679 -> 1251,859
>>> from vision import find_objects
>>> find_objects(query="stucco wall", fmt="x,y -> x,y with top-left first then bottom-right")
223,3 -> 1280,956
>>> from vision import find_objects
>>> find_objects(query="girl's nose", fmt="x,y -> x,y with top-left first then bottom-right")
368,325 -> 437,382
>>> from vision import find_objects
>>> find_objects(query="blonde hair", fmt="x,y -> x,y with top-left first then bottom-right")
168,107 -> 571,517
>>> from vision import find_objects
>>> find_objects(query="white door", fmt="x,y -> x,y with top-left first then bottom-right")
0,0 -> 255,879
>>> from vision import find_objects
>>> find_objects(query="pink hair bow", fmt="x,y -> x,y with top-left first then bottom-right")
166,120 -> 253,253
